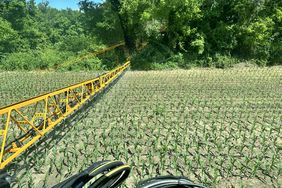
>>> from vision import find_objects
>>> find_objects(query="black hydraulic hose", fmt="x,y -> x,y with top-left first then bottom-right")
1,160 -> 209,188
52,161 -> 130,188
89,164 -> 131,188
52,161 -> 109,188
136,176 -> 208,188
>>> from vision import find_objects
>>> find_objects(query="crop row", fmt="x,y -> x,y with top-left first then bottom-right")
5,67 -> 282,187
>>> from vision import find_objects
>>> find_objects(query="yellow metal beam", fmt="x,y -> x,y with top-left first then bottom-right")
0,61 -> 130,169
60,42 -> 126,69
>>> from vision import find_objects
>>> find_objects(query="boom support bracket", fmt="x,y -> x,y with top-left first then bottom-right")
0,61 -> 130,169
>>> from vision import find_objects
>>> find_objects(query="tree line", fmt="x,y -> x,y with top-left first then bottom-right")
0,0 -> 281,70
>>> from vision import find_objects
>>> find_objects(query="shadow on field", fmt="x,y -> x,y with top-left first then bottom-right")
2,71 -> 127,181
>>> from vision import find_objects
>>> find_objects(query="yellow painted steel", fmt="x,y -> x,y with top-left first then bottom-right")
60,42 -> 126,68
0,61 -> 130,169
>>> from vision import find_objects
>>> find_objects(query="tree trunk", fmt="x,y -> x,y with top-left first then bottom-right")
117,14 -> 136,53
109,0 -> 136,53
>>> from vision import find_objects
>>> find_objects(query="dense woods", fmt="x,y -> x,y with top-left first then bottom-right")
0,0 -> 281,70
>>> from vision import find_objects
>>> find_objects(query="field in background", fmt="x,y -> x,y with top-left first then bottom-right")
3,67 -> 282,187
0,71 -> 100,107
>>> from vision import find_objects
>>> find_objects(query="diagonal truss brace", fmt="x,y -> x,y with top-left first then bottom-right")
0,61 -> 130,169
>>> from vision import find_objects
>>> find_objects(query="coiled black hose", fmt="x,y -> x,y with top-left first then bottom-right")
1,161 -> 208,188
52,160 -> 130,188
136,176 -> 207,188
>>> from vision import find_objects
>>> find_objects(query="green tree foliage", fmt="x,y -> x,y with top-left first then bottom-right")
79,0 -> 124,44
0,17 -> 21,54
148,0 -> 203,52
100,0 -> 281,67
269,2 -> 282,64
0,0 -> 281,70
0,0 -> 104,70
0,0 -> 28,31
0,49 -> 72,70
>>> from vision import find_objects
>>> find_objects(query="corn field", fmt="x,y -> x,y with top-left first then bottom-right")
3,67 -> 282,188
0,71 -> 99,107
